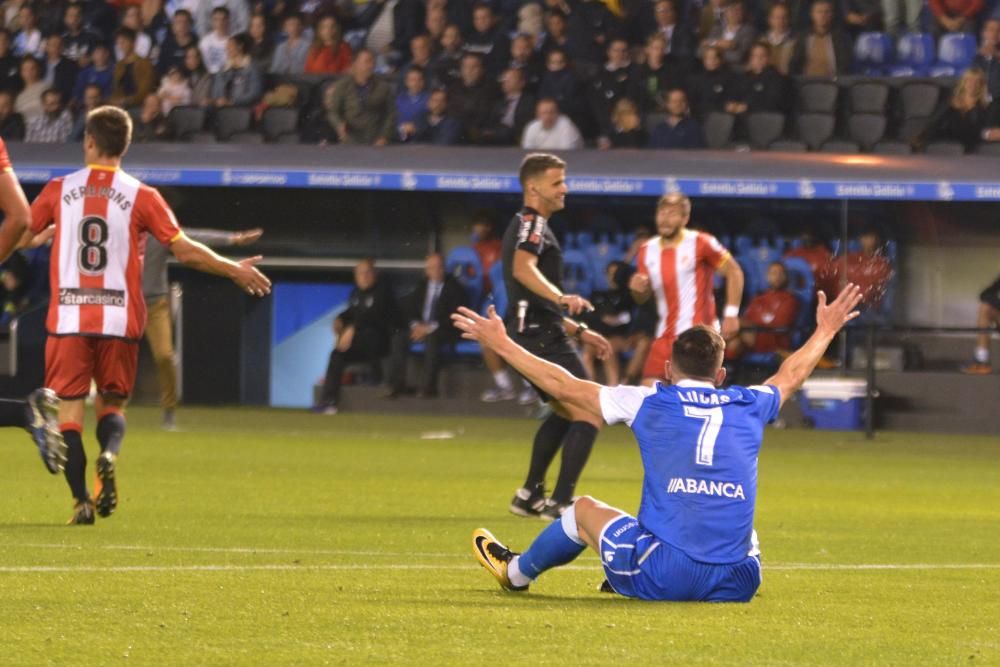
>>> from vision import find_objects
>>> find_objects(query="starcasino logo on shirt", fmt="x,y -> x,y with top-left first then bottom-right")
667,477 -> 746,500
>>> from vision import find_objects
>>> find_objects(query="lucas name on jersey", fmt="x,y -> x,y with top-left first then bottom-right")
675,389 -> 732,406
62,183 -> 134,212
667,477 -> 747,500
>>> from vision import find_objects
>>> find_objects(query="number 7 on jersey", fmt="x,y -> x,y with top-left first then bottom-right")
683,406 -> 723,466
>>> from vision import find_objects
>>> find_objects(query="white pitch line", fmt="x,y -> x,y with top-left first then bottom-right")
14,543 -> 465,558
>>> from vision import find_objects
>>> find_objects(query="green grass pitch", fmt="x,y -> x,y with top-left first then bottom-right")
1,407 -> 998,665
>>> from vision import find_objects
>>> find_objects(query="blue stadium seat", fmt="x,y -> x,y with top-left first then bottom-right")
895,32 -> 935,74
574,231 -> 595,249
562,231 -> 577,250
586,239 -> 625,291
488,261 -> 508,318
737,243 -> 784,298
854,32 -> 894,74
445,246 -> 485,309
935,32 -> 977,71
562,249 -> 594,296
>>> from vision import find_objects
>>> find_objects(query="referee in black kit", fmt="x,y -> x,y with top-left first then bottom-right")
500,153 -> 612,521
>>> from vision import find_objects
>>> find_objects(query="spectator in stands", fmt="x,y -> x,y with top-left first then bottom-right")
517,2 -> 544,42
429,23 -> 463,88
521,96 -> 583,148
590,38 -> 636,147
34,0 -> 65,36
0,30 -> 20,95
1,1 -> 21,31
466,2 -> 510,75
142,0 -> 171,50
725,261 -> 800,360
316,258 -> 399,415
183,44 -> 213,107
156,9 -> 197,76
726,41 -> 791,138
697,0 -> 726,44
200,6 -> 231,74
479,67 -> 535,145
883,0 -> 923,35
974,19 -> 1000,102
702,0 -> 757,69
508,32 -> 543,93
117,6 -> 153,60
608,96 -> 645,147
399,34 -> 433,85
195,0 -> 249,38
62,3 -> 98,65
209,33 -> 263,109
962,274 -> 1000,374
395,65 -> 429,140
15,56 -> 45,122
424,5 -> 447,45
25,87 -> 72,142
42,34 -> 78,104
646,0 -> 694,62
556,0 -> 623,67
70,82 -> 102,140
305,14 -> 352,74
410,87 -> 462,144
247,13 -> 274,71
448,52 -> 498,144
297,0 -> 345,27
539,9 -> 572,58
111,27 -> 155,108
356,0 -> 425,65
581,261 -> 637,385
71,42 -> 112,103
0,89 -> 24,140
784,230 -> 834,290
920,67 -> 990,152
842,0 -> 883,37
629,33 -> 685,114
538,48 -> 583,125
157,64 -> 192,114
325,48 -> 395,145
133,92 -> 170,141
688,45 -> 732,118
269,13 -> 309,75
386,252 -> 467,399
764,3 -> 795,75
13,5 -> 42,58
840,226 -> 893,309
647,87 -> 705,148
789,0 -> 852,76
929,0 -> 983,35
0,252 -> 32,329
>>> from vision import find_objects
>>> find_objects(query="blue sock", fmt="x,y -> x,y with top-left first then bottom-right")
515,504 -> 586,580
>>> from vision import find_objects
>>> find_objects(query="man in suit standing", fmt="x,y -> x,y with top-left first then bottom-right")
386,253 -> 468,398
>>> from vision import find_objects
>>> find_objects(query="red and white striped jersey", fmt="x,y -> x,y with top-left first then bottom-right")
30,165 -> 183,341
636,229 -> 732,340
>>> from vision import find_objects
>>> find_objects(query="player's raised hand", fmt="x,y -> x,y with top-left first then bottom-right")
451,305 -> 508,350
233,228 -> 263,246
816,283 -> 863,334
558,294 -> 594,316
232,255 -> 272,297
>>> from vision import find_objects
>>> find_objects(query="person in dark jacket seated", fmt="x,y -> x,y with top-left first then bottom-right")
920,68 -> 991,153
628,33 -> 687,114
479,67 -> 535,145
688,45 -> 732,120
411,88 -> 463,145
0,90 -> 25,140
647,88 -> 705,149
608,97 -> 646,147
386,252 -> 468,399
725,42 -> 791,140
316,259 -> 399,415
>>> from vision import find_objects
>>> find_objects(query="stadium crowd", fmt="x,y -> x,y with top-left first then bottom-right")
0,0 -> 999,151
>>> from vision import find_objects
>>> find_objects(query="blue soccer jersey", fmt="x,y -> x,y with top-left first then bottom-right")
600,379 -> 781,564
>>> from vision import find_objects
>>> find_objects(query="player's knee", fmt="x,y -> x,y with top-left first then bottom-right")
574,495 -> 597,515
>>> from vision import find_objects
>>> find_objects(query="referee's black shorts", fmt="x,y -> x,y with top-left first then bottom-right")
509,325 -> 590,404
981,276 -> 1000,311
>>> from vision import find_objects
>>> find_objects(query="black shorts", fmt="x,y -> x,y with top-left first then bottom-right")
981,276 -> 1000,311
510,324 -> 590,403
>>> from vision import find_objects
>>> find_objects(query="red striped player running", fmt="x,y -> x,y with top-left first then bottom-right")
18,106 -> 272,524
630,193 -> 744,384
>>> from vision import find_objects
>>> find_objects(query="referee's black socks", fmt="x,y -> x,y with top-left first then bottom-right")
523,413 -> 572,491
0,398 -> 29,428
551,422 -> 599,505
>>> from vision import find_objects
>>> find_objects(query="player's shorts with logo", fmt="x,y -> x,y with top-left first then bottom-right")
599,514 -> 762,602
45,335 -> 139,400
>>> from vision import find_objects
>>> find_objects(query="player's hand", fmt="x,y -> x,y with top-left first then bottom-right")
629,272 -> 651,296
233,228 -> 263,246
558,294 -> 594,316
410,323 -> 430,341
581,328 -> 613,361
337,325 -> 355,352
451,305 -> 508,350
232,255 -> 272,298
816,283 -> 863,335
721,315 -> 740,341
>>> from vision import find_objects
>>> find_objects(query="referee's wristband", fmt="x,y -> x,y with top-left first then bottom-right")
573,322 -> 589,340
724,305 -> 739,319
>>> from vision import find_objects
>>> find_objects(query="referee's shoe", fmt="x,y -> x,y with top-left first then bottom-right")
472,528 -> 528,592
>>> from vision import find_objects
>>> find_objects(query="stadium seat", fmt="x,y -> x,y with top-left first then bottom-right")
703,112 -> 735,149
848,81 -> 890,114
873,140 -> 913,154
820,140 -> 861,153
738,242 -> 785,297
262,107 -> 300,142
445,246 -> 485,309
847,113 -> 888,151
275,132 -> 300,144
854,32 -> 894,75
924,141 -> 964,155
574,230 -> 594,248
795,113 -> 836,151
768,139 -> 807,152
215,106 -> 253,141
797,81 -> 839,114
897,115 -> 930,142
488,261 -> 508,317
230,131 -> 264,144
975,142 -> 1000,156
185,131 -> 217,143
747,112 -> 785,150
167,105 -> 206,140
895,32 -> 935,72
561,249 -> 594,296
899,82 -> 941,119
585,238 -> 625,291
935,32 -> 977,70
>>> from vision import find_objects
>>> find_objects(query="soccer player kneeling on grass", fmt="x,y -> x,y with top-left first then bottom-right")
453,283 -> 863,602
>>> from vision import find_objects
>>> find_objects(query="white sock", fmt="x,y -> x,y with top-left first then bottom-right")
560,503 -> 584,545
974,347 -> 990,364
507,555 -> 532,588
493,370 -> 513,391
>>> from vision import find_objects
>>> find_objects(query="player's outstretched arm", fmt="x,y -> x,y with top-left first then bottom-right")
452,305 -> 605,424
169,233 -> 272,297
764,284 -> 863,407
